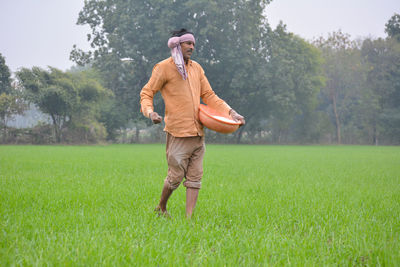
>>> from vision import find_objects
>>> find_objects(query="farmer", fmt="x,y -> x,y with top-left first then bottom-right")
140,29 -> 245,218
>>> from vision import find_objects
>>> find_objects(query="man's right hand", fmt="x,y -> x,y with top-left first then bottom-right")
149,112 -> 163,124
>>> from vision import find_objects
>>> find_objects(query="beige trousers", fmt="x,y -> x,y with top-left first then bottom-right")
164,133 -> 205,190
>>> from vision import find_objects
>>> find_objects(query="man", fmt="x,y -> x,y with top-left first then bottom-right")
140,29 -> 245,218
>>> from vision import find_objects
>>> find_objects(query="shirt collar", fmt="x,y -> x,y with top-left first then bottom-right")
168,57 -> 192,66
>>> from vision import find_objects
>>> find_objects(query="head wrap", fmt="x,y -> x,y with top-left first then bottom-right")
167,33 -> 196,80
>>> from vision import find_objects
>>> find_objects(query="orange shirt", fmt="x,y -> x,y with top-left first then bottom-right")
140,57 -> 231,137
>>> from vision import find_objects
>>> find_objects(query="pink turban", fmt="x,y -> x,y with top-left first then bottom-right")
167,33 -> 196,80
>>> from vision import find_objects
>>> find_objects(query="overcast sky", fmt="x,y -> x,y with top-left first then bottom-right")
1,0 -> 399,72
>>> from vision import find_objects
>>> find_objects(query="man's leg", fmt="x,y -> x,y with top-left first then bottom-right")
155,180 -> 173,214
156,133 -> 186,216
184,136 -> 205,218
186,187 -> 199,218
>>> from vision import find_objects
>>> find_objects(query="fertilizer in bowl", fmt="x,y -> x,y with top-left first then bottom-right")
213,115 -> 237,124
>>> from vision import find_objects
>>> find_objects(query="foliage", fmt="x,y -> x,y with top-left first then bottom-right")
0,53 -> 12,94
0,54 -> 26,143
385,13 -> 400,41
3,123 -> 53,144
311,25 -> 400,145
0,93 -> 26,142
314,31 -> 366,144
16,67 -> 112,143
265,24 -> 324,143
360,37 -> 400,144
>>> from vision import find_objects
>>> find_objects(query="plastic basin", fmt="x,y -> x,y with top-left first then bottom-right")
198,104 -> 240,134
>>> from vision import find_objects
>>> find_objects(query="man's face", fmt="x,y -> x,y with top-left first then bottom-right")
180,41 -> 195,61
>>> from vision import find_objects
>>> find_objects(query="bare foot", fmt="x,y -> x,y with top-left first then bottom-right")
154,206 -> 171,218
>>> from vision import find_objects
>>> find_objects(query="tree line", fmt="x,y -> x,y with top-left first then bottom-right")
1,0 -> 399,145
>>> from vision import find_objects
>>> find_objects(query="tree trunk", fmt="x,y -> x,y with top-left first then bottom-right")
1,119 -> 6,143
278,130 -> 282,144
135,127 -> 140,143
373,125 -> 378,146
332,94 -> 341,144
51,114 -> 61,143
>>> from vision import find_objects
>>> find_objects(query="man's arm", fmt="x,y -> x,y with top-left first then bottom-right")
199,67 -> 245,125
199,70 -> 231,115
140,64 -> 165,123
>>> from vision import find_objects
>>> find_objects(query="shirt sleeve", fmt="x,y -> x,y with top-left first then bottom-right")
199,66 -> 231,116
140,64 -> 166,118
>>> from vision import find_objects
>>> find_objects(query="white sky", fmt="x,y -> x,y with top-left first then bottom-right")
1,0 -> 399,72
266,0 -> 399,41
0,0 -> 91,73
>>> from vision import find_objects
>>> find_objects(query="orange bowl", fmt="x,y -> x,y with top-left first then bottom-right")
198,104 -> 241,134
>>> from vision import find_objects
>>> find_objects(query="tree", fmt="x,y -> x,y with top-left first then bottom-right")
314,31 -> 365,144
361,37 -> 400,144
0,93 -> 25,143
0,53 -> 12,94
16,67 -> 111,143
264,23 -> 324,143
17,67 -> 76,142
68,69 -> 113,143
385,13 -> 400,41
0,54 -> 26,143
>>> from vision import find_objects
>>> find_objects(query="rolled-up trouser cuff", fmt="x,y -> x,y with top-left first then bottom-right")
183,180 -> 201,189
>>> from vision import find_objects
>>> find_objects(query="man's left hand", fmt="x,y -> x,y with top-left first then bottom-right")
230,109 -> 245,125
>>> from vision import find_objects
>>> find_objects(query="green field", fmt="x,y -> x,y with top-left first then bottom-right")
0,145 -> 399,265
